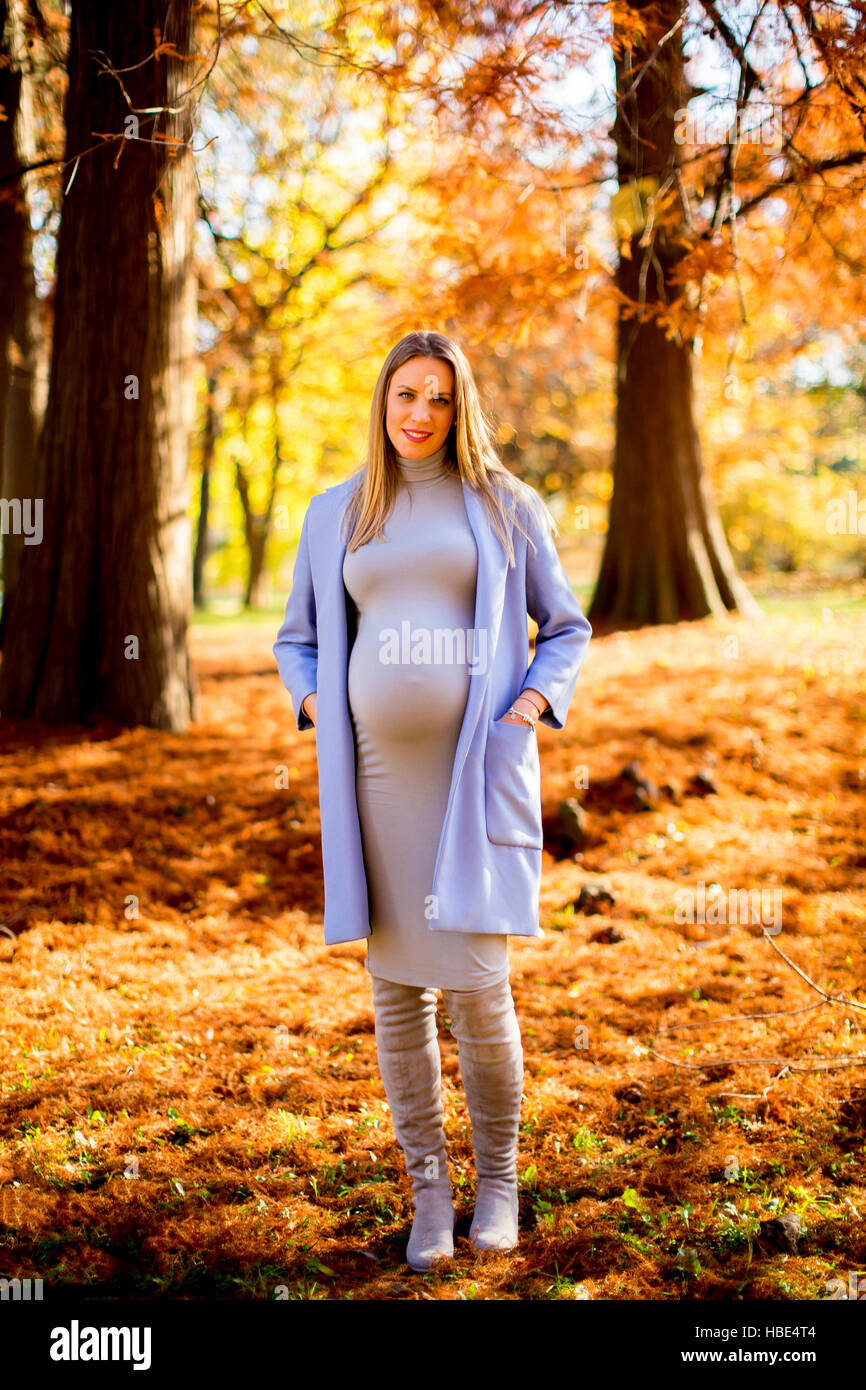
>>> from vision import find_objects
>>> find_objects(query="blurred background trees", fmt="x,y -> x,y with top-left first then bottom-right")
0,0 -> 864,726
1,0 -> 200,727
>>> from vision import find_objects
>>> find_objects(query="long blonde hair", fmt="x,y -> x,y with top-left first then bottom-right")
341,330 -> 557,567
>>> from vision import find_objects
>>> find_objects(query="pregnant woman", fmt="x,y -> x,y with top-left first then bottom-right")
276,329 -> 591,1272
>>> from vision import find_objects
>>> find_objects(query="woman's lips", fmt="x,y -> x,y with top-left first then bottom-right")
403,429 -> 431,440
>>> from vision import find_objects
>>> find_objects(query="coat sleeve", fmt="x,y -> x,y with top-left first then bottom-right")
520,493 -> 592,731
273,504 -> 318,732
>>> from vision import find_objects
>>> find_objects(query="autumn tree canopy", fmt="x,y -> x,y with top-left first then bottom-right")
1,1 -> 864,723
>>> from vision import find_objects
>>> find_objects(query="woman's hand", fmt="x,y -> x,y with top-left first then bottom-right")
497,691 -> 546,727
302,692 -> 317,725
498,709 -> 534,727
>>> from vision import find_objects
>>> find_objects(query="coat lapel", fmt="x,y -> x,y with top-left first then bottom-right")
431,482 -> 509,876
314,475 -> 511,877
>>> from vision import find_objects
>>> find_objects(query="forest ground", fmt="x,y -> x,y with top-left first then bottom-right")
1,570 -> 864,1301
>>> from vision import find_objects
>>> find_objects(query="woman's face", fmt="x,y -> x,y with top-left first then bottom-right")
385,355 -> 456,458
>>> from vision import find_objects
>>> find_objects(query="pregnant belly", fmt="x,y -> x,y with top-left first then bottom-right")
348,622 -> 472,742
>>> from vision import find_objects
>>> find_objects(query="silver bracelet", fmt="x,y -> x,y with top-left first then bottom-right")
506,705 -> 537,729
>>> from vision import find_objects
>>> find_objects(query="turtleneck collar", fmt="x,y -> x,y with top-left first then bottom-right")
394,439 -> 450,484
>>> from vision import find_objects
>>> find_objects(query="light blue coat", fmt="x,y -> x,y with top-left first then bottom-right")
273,475 -> 591,946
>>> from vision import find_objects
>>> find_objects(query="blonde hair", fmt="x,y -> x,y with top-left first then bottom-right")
341,330 -> 557,567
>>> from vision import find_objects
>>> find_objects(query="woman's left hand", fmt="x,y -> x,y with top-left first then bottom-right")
498,710 -> 535,727
497,693 -> 544,728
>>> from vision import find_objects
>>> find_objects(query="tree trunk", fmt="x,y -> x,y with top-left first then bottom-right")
235,457 -> 269,610
589,0 -> 761,626
0,0 -> 48,648
193,373 -> 219,610
0,0 -> 199,728
236,366 -> 282,609
246,521 -> 267,609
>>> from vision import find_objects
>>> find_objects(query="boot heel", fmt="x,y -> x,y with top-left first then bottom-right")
469,1177 -> 518,1251
407,1185 -> 455,1271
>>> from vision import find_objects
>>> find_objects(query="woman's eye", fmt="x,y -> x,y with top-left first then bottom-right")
397,390 -> 449,403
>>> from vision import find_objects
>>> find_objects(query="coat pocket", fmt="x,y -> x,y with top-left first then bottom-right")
483,717 -> 544,849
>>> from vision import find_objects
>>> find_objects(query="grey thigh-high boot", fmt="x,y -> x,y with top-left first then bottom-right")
370,974 -> 454,1272
441,977 -> 524,1252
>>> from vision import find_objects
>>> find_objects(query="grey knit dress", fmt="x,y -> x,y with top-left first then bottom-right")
342,442 -> 509,990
